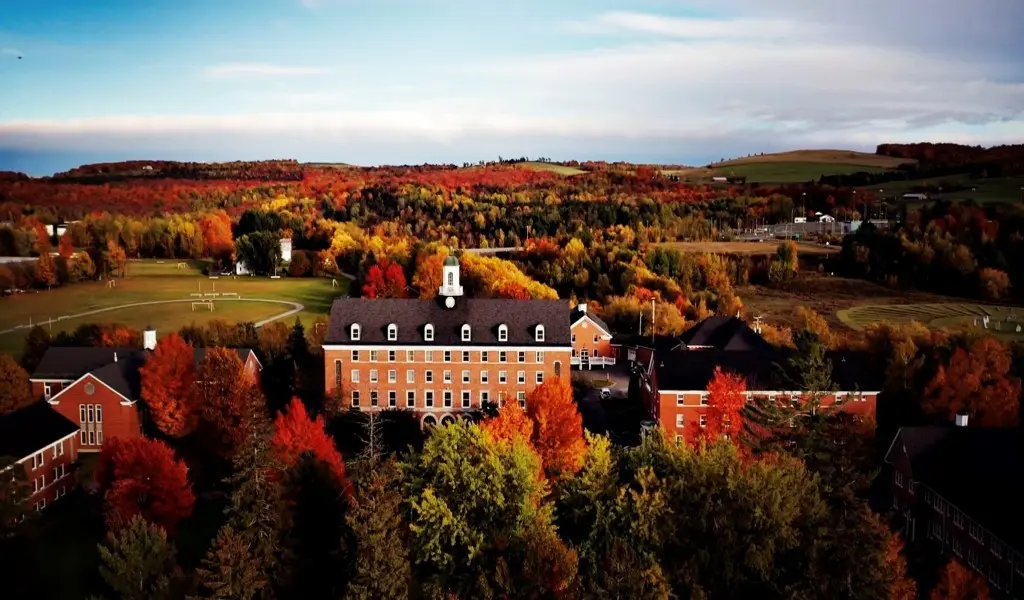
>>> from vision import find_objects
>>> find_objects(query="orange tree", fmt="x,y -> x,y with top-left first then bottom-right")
692,367 -> 747,446
930,561 -> 990,600
0,354 -> 34,416
271,397 -> 349,491
139,333 -> 197,438
526,378 -> 586,480
195,348 -> 258,458
924,337 -> 1021,427
481,400 -> 533,446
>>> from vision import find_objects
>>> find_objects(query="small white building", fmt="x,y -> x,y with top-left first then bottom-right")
818,214 -> 836,223
793,217 -> 807,224
280,238 -> 292,263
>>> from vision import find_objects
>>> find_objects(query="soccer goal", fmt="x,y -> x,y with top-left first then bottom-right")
191,301 -> 214,312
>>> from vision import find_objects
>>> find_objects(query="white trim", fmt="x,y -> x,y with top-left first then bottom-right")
570,314 -> 612,336
424,323 -> 434,342
28,378 -> 74,383
323,344 -> 572,352
46,373 -> 135,405
13,430 -> 78,465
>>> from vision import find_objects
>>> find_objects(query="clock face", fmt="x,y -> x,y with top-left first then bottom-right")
445,296 -> 455,308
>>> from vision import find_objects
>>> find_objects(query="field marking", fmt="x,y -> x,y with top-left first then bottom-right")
0,298 -> 305,337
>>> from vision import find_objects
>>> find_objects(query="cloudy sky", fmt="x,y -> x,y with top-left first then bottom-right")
1,0 -> 1022,174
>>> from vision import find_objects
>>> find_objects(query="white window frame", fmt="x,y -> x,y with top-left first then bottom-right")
96,405 -> 102,422
406,350 -> 415,362
425,390 -> 434,408
351,350 -> 360,361
462,350 -> 470,362
407,370 -> 415,383
481,371 -> 489,384
43,383 -> 52,400
352,369 -> 361,383
425,370 -> 434,384
517,391 -> 526,408
370,390 -> 379,406
444,370 -> 452,384
443,390 -> 453,408
498,324 -> 508,342
894,471 -> 904,488
461,390 -> 471,408
388,369 -> 397,383
350,323 -> 361,340
406,390 -> 416,408
481,351 -> 489,363
462,370 -> 471,384
518,370 -> 526,384
536,351 -> 544,362
461,324 -> 471,342
388,350 -> 396,362
351,390 -> 360,406
675,414 -> 685,428
424,324 -> 434,342
499,351 -> 507,363
444,350 -> 451,363
535,325 -> 545,342
388,390 -> 397,407
518,351 -> 526,363
387,323 -> 398,341
699,414 -> 708,428
536,371 -> 544,384
370,350 -> 379,362
368,369 -> 377,383
480,390 -> 490,405
499,370 -> 507,384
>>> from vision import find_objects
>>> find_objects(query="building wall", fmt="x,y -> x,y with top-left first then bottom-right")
49,374 -> 142,452
570,318 -> 612,363
21,433 -> 78,512
324,346 -> 571,422
31,379 -> 73,401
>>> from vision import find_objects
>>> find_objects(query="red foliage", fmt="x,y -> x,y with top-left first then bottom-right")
692,367 -> 747,446
361,259 -> 407,299
929,560 -> 990,600
57,233 -> 75,259
95,437 -> 195,534
97,325 -> 142,348
482,400 -> 533,446
196,348 -> 256,458
526,378 -> 586,480
271,397 -> 350,492
923,337 -> 1021,427
139,333 -> 197,438
198,212 -> 234,260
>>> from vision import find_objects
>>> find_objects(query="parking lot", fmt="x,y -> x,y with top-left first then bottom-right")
572,364 -> 647,447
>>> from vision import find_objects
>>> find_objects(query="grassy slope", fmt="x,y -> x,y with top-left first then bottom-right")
838,302 -> 1024,341
515,162 -> 588,176
663,149 -> 914,184
856,174 -> 1024,205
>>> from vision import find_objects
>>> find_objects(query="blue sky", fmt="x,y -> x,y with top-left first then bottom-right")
2,0 -> 1023,175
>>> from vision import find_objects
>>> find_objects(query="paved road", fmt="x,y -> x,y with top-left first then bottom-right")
461,247 -> 525,255
0,298 -> 305,336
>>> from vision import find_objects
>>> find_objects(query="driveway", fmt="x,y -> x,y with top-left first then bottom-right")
572,364 -> 646,447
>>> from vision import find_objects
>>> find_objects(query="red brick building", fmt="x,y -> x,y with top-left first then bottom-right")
570,304 -> 615,369
30,338 -> 261,452
322,255 -> 572,427
885,422 -> 1024,596
0,402 -> 79,513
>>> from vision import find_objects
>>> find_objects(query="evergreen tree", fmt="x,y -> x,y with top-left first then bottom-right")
192,526 -> 264,600
345,458 -> 411,600
97,515 -> 179,600
19,325 -> 50,373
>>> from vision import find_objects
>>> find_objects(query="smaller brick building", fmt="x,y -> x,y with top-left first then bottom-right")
0,402 -> 79,513
569,304 -> 615,369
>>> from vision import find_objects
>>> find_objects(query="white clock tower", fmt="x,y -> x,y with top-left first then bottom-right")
438,253 -> 463,308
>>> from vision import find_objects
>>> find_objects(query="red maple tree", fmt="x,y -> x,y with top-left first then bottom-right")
271,397 -> 349,491
526,378 -> 586,480
692,367 -> 747,446
95,437 -> 195,534
482,400 -> 533,445
139,333 -> 197,438
196,347 -> 255,458
361,259 -> 407,298
923,337 -> 1021,427
57,233 -> 75,259
930,561 -> 990,600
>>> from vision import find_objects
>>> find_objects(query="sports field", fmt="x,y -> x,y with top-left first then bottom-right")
838,302 -> 1024,340
0,261 -> 347,354
658,241 -> 839,256
856,175 -> 1024,205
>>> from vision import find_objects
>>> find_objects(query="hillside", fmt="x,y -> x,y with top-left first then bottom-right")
714,149 -> 914,170
663,149 -> 915,184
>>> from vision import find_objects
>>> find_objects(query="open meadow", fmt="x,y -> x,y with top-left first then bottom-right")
658,240 -> 839,256
838,302 -> 1024,341
515,161 -> 588,176
856,175 -> 1024,205
663,149 -> 914,184
0,259 -> 347,354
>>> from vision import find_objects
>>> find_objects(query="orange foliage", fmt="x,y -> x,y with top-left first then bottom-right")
930,561 -> 990,600
271,397 -> 350,492
198,212 -> 234,260
885,534 -> 917,600
139,333 -> 197,438
526,378 -> 586,480
412,253 -> 445,300
795,306 -> 839,349
481,400 -> 533,446
95,437 -> 195,534
57,233 -> 75,259
693,367 -> 747,446
923,337 -> 1021,427
196,348 -> 257,458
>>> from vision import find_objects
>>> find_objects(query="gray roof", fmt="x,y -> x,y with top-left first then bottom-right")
444,255 -> 459,267
325,298 -> 570,346
678,316 -> 775,353
0,401 -> 80,460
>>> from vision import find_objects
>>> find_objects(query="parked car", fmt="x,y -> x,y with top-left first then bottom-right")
600,388 -> 612,400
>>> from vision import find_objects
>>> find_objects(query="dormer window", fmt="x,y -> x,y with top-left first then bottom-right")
387,323 -> 398,341
424,323 -> 434,342
535,324 -> 545,342
461,324 -> 471,342
350,324 -> 361,341
498,324 -> 508,342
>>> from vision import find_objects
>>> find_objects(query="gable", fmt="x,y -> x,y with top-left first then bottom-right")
570,315 -> 612,337
883,431 -> 913,480
48,372 -> 134,406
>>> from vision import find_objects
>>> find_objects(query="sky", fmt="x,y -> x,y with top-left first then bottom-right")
1,0 -> 1023,175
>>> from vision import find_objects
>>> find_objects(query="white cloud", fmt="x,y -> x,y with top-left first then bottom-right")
563,11 -> 803,40
1,47 -> 22,57
202,62 -> 330,79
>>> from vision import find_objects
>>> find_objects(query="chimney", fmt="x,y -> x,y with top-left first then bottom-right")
144,326 -> 157,351
955,413 -> 969,427
577,303 -> 587,314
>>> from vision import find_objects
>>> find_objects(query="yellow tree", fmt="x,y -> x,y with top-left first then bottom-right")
526,378 -> 587,480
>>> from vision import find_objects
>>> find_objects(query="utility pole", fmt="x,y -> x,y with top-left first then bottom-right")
651,300 -> 656,342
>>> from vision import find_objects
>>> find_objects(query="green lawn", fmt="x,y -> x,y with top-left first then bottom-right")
711,161 -> 892,183
516,161 -> 588,176
838,302 -> 1024,341
0,267 -> 347,354
856,175 -> 1024,205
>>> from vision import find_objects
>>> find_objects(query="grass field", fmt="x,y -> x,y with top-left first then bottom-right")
663,149 -> 915,184
838,302 -> 1024,340
0,262 -> 347,354
658,241 -> 840,256
516,161 -> 588,176
856,175 -> 1024,205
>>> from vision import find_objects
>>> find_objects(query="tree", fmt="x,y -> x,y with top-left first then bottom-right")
978,267 -> 1010,300
105,239 -> 127,277
196,347 -> 255,458
481,399 -> 533,446
68,252 -> 96,282
412,253 -> 445,299
139,333 -> 198,438
19,325 -> 50,373
0,355 -> 34,416
235,231 -> 282,275
885,534 -> 917,600
923,337 -> 1021,427
287,250 -> 311,277
361,259 -> 407,298
526,378 -> 587,480
930,561 -> 990,600
34,249 -> 57,289
193,526 -> 265,600
345,458 -> 411,600
57,232 -> 75,259
199,212 -> 235,262
693,367 -> 746,446
271,397 -> 349,489
95,437 -> 196,534
97,515 -> 179,600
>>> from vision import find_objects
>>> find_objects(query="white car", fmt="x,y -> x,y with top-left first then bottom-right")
600,388 -> 612,400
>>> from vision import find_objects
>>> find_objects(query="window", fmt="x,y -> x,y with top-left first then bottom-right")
425,391 -> 434,408
480,390 -> 490,405
425,370 -> 434,384
43,383 -> 51,400
571,333 -> 576,343
894,471 -> 904,488
499,351 -> 506,363
33,451 -> 43,469
991,539 -> 1003,559
444,351 -> 451,363
1015,554 -> 1024,576
444,370 -> 452,384
593,335 -> 599,343
675,414 -> 685,428
953,509 -> 963,528
699,414 -> 708,428
79,405 -> 87,422
536,351 -> 544,363
388,350 -> 396,362
518,351 -> 526,363
536,371 -> 544,384
368,369 -> 376,383
96,405 -> 102,422
968,549 -> 982,570
462,370 -> 471,384
930,521 -> 943,540
388,391 -> 397,407
89,431 -> 96,445
462,391 -> 471,408
498,324 -> 508,342
969,522 -> 984,543
407,391 -> 416,408
80,431 -> 87,445
481,371 -> 489,384
535,325 -> 545,342
498,391 -> 506,406
517,371 -> 526,384
481,351 -> 489,363
351,390 -> 360,406
461,324 -> 471,342
443,391 -> 453,408
424,324 -> 434,342
370,350 -> 379,362
462,351 -> 470,363
407,370 -> 415,383
350,324 -> 361,340
426,350 -> 434,362
700,394 -> 709,406
387,323 -> 398,341
370,391 -> 379,407
87,405 -> 94,423
334,360 -> 342,388
499,370 -> 508,384
97,429 -> 103,445
407,350 -> 415,362
351,350 -> 360,362
518,391 -> 526,408
952,536 -> 963,557
990,568 -> 1003,591
388,370 -> 397,383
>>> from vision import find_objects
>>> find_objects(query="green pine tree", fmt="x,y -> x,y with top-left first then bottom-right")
192,526 -> 264,600
345,458 -> 411,600
97,515 -> 179,600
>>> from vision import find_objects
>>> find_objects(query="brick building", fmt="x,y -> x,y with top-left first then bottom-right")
616,316 -> 881,442
0,402 -> 79,513
30,332 -> 261,451
886,422 -> 1024,596
569,304 -> 614,369
322,255 -> 572,426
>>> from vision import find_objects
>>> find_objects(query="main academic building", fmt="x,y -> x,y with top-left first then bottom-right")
322,256 -> 572,426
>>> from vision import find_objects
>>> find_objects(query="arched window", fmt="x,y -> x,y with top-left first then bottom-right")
497,324 -> 508,342
447,272 -> 454,286
424,323 -> 434,342
461,324 -> 471,342
387,323 -> 398,341
350,323 -> 361,341
535,324 -> 545,342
